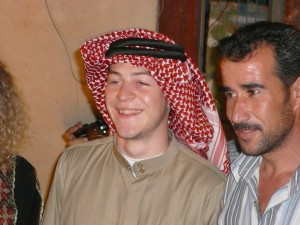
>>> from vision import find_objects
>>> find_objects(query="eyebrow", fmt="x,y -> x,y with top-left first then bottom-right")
220,83 -> 266,92
108,69 -> 151,76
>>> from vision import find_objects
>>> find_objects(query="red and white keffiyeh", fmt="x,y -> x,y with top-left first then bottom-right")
80,28 -> 229,174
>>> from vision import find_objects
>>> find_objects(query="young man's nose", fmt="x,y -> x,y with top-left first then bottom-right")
117,83 -> 136,100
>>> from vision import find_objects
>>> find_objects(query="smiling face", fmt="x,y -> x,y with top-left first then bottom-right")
105,63 -> 170,145
221,46 -> 295,156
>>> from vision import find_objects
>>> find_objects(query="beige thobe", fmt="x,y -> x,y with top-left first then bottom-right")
41,134 -> 226,225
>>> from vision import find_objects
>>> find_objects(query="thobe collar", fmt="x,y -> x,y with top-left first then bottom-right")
113,132 -> 178,178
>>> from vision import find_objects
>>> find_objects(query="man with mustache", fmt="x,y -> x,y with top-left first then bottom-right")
218,21 -> 300,225
41,28 -> 229,225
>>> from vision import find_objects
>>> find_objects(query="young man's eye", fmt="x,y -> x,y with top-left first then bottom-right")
107,79 -> 119,85
224,91 -> 236,98
137,81 -> 149,86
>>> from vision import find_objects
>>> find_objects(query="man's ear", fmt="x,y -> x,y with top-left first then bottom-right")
291,76 -> 300,111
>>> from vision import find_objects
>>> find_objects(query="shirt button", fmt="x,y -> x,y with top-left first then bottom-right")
138,163 -> 143,168
139,168 -> 145,173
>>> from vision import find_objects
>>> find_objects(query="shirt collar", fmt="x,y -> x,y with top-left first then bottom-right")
231,153 -> 261,183
231,153 -> 300,195
290,165 -> 300,195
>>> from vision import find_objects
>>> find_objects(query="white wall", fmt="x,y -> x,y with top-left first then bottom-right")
0,0 -> 159,199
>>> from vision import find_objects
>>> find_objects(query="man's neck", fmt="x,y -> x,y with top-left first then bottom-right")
261,134 -> 300,175
115,132 -> 171,159
258,137 -> 300,214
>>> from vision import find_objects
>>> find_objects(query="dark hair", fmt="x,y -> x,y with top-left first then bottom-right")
218,21 -> 300,89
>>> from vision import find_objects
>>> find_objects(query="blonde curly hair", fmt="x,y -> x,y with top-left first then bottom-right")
0,62 -> 28,168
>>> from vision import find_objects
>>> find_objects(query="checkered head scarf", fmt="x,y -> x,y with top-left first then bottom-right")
80,28 -> 229,174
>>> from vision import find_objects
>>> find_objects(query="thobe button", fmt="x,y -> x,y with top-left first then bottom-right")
137,163 -> 145,173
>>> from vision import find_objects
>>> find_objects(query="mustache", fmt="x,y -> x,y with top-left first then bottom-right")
232,122 -> 262,132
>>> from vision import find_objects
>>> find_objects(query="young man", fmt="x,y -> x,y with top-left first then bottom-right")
218,21 -> 300,224
41,29 -> 229,225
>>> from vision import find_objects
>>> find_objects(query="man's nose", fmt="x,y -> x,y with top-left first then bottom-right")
227,97 -> 251,124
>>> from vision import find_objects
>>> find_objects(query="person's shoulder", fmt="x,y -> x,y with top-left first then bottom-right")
60,136 -> 114,162
55,136 -> 114,175
14,156 -> 39,188
176,141 -> 227,181
15,155 -> 36,174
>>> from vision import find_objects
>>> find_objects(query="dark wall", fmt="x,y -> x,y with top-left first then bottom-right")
158,0 -> 202,64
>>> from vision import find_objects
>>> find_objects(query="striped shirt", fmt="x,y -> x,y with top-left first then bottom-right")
218,148 -> 300,225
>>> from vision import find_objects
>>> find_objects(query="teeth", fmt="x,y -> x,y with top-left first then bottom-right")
119,109 -> 141,115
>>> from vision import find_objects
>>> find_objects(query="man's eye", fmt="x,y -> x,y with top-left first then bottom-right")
247,89 -> 259,96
